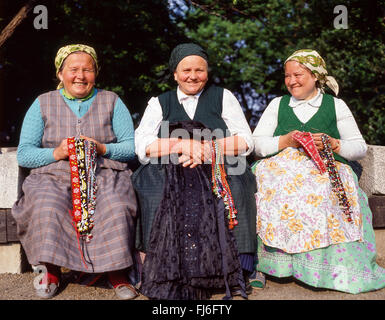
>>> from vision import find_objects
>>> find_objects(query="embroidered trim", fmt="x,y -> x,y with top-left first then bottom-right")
68,137 -> 98,241
292,131 -> 326,174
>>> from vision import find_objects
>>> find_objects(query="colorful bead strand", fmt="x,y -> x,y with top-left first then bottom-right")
319,134 -> 353,223
210,139 -> 238,229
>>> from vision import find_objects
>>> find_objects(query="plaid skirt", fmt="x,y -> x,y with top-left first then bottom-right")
12,167 -> 137,273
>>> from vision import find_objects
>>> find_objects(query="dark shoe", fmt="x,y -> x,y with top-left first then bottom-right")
231,271 -> 253,297
231,281 -> 253,296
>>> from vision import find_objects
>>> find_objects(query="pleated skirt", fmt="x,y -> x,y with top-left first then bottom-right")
12,168 -> 137,273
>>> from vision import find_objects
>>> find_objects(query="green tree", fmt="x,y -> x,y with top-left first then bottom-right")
172,0 -> 385,144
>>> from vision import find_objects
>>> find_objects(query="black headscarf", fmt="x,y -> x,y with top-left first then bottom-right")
169,43 -> 208,72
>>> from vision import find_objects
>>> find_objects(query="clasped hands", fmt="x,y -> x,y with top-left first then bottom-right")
53,135 -> 106,161
171,139 -> 212,168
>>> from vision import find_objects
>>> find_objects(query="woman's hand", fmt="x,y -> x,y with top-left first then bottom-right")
278,130 -> 302,150
177,139 -> 211,168
312,133 -> 340,153
53,138 -> 70,161
80,135 -> 106,155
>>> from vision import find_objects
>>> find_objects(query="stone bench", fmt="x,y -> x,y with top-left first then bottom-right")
0,148 -> 29,273
0,145 -> 385,273
357,145 -> 385,228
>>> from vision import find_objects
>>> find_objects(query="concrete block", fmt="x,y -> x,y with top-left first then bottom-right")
358,145 -> 385,196
369,196 -> 385,228
0,149 -> 19,208
0,243 -> 29,274
375,229 -> 385,263
0,148 -> 28,274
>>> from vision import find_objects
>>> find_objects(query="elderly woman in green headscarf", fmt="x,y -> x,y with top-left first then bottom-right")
251,49 -> 385,293
12,44 -> 139,299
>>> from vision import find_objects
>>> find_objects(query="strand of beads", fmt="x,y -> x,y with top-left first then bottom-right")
319,134 -> 353,223
84,139 -> 97,240
210,139 -> 238,229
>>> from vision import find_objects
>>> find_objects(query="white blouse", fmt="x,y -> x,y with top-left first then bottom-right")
253,90 -> 367,160
135,86 -> 254,163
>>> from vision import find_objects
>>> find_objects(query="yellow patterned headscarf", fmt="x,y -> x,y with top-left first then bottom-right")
55,44 -> 99,89
285,49 -> 339,96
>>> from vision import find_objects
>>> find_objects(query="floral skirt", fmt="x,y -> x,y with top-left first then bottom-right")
253,148 -> 385,293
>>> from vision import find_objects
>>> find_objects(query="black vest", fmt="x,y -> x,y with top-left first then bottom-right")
158,85 -> 228,137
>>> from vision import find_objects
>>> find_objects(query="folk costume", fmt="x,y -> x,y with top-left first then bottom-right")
252,49 -> 385,293
133,43 -> 257,299
12,45 -> 137,276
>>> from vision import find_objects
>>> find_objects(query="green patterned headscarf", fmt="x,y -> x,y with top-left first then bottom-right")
285,49 -> 339,96
55,44 -> 99,89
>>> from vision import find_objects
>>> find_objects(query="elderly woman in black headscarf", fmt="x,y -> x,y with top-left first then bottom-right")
133,43 -> 257,300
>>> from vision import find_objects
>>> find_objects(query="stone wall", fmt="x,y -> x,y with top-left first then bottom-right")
0,147 -> 29,273
0,148 -> 19,209
357,145 -> 385,228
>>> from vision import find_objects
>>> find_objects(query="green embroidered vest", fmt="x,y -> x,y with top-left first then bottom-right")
274,94 -> 347,164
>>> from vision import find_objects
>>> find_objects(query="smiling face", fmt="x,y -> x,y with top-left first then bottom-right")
174,55 -> 208,95
284,60 -> 318,100
58,52 -> 96,99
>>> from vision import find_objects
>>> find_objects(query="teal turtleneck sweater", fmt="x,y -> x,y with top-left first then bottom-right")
17,88 -> 135,168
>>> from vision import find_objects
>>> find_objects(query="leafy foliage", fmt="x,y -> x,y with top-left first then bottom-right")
0,0 -> 186,146
172,0 -> 385,144
0,0 -> 384,146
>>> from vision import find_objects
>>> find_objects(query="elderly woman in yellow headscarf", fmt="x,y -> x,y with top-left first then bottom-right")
12,44 -> 138,299
251,49 -> 385,293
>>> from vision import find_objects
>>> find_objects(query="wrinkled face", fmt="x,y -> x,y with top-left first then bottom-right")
174,55 -> 208,95
284,60 -> 318,100
58,52 -> 96,98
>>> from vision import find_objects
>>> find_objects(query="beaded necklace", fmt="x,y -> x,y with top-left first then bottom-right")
319,134 -> 353,223
210,139 -> 238,229
68,137 -> 98,242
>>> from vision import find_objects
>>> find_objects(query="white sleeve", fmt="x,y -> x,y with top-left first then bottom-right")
334,97 -> 367,160
221,89 -> 254,156
134,97 -> 163,164
252,97 -> 281,157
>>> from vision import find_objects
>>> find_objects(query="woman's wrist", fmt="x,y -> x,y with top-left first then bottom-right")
278,133 -> 292,150
98,143 -> 107,156
332,138 -> 340,153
